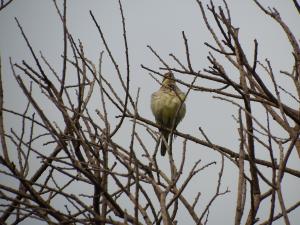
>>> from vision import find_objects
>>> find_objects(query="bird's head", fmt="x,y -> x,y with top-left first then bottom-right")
162,72 -> 176,88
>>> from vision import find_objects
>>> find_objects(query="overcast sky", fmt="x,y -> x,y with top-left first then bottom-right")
1,0 -> 300,224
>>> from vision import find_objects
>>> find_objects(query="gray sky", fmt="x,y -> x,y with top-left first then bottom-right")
1,0 -> 300,224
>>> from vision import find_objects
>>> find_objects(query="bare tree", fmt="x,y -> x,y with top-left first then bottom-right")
0,1 -> 299,225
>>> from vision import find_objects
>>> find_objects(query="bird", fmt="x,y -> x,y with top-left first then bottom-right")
151,72 -> 186,156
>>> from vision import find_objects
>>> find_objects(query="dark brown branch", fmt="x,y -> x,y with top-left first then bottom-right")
0,0 -> 14,11
182,31 -> 194,72
0,56 -> 9,161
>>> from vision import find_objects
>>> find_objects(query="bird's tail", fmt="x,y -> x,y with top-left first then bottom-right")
161,131 -> 169,156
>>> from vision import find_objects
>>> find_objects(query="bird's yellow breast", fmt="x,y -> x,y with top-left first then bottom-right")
151,90 -> 186,128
